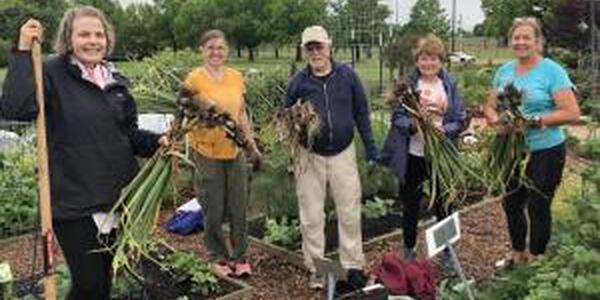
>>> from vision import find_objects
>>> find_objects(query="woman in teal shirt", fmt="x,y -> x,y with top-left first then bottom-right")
484,17 -> 580,266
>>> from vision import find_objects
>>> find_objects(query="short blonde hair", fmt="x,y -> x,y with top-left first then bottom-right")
54,6 -> 115,56
413,33 -> 446,61
508,17 -> 544,50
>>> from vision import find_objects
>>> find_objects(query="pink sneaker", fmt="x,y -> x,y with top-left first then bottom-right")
233,261 -> 251,277
213,261 -> 233,277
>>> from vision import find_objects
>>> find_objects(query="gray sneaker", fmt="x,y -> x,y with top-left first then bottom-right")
309,272 -> 325,289
403,247 -> 417,261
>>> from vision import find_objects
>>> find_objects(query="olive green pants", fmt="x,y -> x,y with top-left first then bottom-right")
192,150 -> 248,262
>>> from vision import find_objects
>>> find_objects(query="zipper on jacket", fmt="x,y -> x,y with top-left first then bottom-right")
323,78 -> 334,148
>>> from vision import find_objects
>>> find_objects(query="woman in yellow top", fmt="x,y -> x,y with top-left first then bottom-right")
183,29 -> 262,277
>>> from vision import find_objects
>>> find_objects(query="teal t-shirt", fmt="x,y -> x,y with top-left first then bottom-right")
493,58 -> 574,151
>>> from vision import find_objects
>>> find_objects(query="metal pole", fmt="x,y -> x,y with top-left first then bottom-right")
447,243 -> 475,300
395,0 -> 399,24
451,0 -> 457,52
351,29 -> 356,68
379,33 -> 384,94
591,0 -> 599,104
592,1 -> 598,76
327,273 -> 336,300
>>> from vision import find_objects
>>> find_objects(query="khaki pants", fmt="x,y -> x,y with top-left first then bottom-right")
295,144 -> 364,271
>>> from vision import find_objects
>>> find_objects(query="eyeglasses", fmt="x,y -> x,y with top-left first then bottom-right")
304,43 -> 325,52
203,45 -> 227,53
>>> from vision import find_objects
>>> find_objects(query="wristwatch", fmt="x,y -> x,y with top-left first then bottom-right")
528,116 -> 544,129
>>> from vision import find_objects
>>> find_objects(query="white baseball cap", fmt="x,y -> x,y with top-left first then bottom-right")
301,25 -> 332,47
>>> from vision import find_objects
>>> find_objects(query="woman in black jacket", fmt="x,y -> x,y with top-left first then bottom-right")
0,6 -> 164,299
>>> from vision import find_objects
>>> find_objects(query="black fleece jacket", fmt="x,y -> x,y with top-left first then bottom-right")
0,51 -> 159,220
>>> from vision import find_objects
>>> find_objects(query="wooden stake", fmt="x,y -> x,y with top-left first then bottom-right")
32,40 -> 57,300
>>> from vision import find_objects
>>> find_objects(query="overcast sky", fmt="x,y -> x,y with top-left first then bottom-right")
385,0 -> 484,30
118,0 -> 485,31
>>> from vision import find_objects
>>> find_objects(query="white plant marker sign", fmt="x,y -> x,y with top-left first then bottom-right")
425,212 -> 461,257
425,212 -> 474,300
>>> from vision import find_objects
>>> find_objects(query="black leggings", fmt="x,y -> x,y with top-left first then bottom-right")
53,217 -> 114,300
504,143 -> 566,255
399,154 -> 449,249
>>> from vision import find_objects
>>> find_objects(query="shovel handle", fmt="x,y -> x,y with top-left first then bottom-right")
32,39 -> 57,300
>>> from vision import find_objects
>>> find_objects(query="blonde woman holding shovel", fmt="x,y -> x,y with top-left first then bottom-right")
0,6 -> 165,299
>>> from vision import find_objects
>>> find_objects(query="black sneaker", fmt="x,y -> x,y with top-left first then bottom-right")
346,268 -> 367,289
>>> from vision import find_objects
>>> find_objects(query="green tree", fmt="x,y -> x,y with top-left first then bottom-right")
328,0 -> 391,61
404,0 -> 450,39
480,0 -> 554,44
383,30 -> 420,78
174,0 -> 268,61
226,0 -> 268,61
173,0 -> 217,50
0,0 -> 69,52
472,23 -> 485,36
261,0 -> 327,60
154,0 -> 186,50
544,0 -> 593,51
118,4 -> 168,58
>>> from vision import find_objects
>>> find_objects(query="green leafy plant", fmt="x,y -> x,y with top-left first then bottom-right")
362,196 -> 394,220
0,139 -> 37,239
456,66 -> 494,109
576,136 -> 600,161
125,50 -> 199,113
263,216 -> 300,247
163,251 -> 219,296
250,142 -> 298,220
478,164 -> 600,299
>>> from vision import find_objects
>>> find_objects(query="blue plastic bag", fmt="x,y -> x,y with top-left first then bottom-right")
166,209 -> 204,235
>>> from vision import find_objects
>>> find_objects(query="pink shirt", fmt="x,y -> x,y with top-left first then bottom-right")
71,57 -> 114,89
409,78 -> 448,157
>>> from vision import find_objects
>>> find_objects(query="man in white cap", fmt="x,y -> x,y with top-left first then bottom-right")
285,25 -> 378,289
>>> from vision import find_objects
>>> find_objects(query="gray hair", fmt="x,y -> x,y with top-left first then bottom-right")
54,6 -> 115,56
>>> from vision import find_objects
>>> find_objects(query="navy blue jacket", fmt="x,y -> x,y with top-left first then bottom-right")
379,68 -> 467,184
0,51 -> 159,219
285,62 -> 377,159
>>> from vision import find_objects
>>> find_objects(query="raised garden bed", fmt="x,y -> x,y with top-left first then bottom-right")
247,193 -> 492,270
4,245 -> 253,300
136,253 -> 253,300
9,264 -> 252,300
246,208 -> 424,270
248,211 -> 405,254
